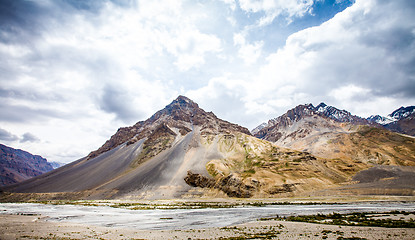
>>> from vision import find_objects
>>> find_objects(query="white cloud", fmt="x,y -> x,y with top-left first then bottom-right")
329,85 -> 370,102
0,0 -> 223,162
220,0 -> 237,11
186,76 -> 251,123
0,128 -> 19,142
238,0 -> 315,25
1,0 -> 414,162
241,0 -> 415,119
168,30 -> 222,71
185,0 -> 415,128
233,33 -> 263,65
20,132 -> 40,143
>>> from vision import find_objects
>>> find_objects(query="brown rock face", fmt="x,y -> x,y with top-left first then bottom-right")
0,144 -> 53,186
87,96 -> 250,160
184,171 -> 255,198
184,171 -> 215,188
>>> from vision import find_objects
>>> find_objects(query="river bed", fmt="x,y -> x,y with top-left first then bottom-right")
1,202 -> 414,230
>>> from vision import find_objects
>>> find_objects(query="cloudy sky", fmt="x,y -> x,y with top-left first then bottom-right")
1,0 -> 414,163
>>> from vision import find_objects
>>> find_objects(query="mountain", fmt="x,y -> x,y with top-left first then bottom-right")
49,161 -> 65,169
253,103 -> 370,142
389,106 -> 415,120
0,144 -> 54,186
367,106 -> 415,136
367,115 -> 394,125
86,95 -> 250,160
253,103 -> 415,169
3,96 -> 272,200
7,96 -> 335,200
250,122 -> 268,135
385,112 -> 415,136
314,103 -> 370,125
253,103 -> 415,196
3,98 -> 414,201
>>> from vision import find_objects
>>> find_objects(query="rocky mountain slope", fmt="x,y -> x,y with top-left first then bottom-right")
367,106 -> 415,136
0,144 -> 54,186
254,103 -> 415,166
385,112 -> 415,136
86,96 -> 250,160
2,98 -> 414,201
255,104 -> 415,196
367,106 -> 415,124
1,96 -> 260,200
254,103 -> 369,143
314,103 -> 371,125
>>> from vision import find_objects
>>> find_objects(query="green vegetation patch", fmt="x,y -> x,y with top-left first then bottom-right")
219,225 -> 284,239
206,163 -> 219,177
30,200 -> 344,210
265,211 -> 415,228
132,134 -> 175,167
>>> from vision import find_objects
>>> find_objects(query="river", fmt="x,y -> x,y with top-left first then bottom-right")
1,202 -> 414,230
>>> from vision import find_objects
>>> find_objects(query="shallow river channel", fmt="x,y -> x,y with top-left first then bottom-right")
1,202 -> 414,230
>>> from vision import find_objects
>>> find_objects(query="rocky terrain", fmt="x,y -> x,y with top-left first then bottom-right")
253,103 -> 415,196
87,95 -> 250,160
1,98 -> 414,201
367,106 -> 415,136
253,104 -> 415,165
0,144 -> 54,186
1,96 -> 257,200
254,103 -> 363,143
184,132 -> 371,198
383,112 -> 415,137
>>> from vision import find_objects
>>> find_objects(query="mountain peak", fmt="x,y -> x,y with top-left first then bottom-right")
367,115 -> 394,125
172,95 -> 197,106
175,95 -> 193,102
366,105 -> 415,127
315,102 -> 327,112
316,102 -> 327,107
166,95 -> 199,111
389,106 -> 415,120
371,105 -> 415,136
254,102 -> 372,141
87,95 -> 250,159
149,95 -> 202,123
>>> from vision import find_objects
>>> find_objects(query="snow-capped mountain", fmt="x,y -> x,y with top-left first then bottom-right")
7,96 -> 372,200
253,102 -> 369,143
389,106 -> 415,121
366,115 -> 394,125
253,103 -> 415,174
252,102 -> 370,137
367,106 -> 415,125
366,106 -> 415,136
3,98 -> 415,201
315,103 -> 369,124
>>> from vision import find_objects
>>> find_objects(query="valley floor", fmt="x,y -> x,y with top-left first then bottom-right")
1,197 -> 414,239
1,214 -> 414,240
